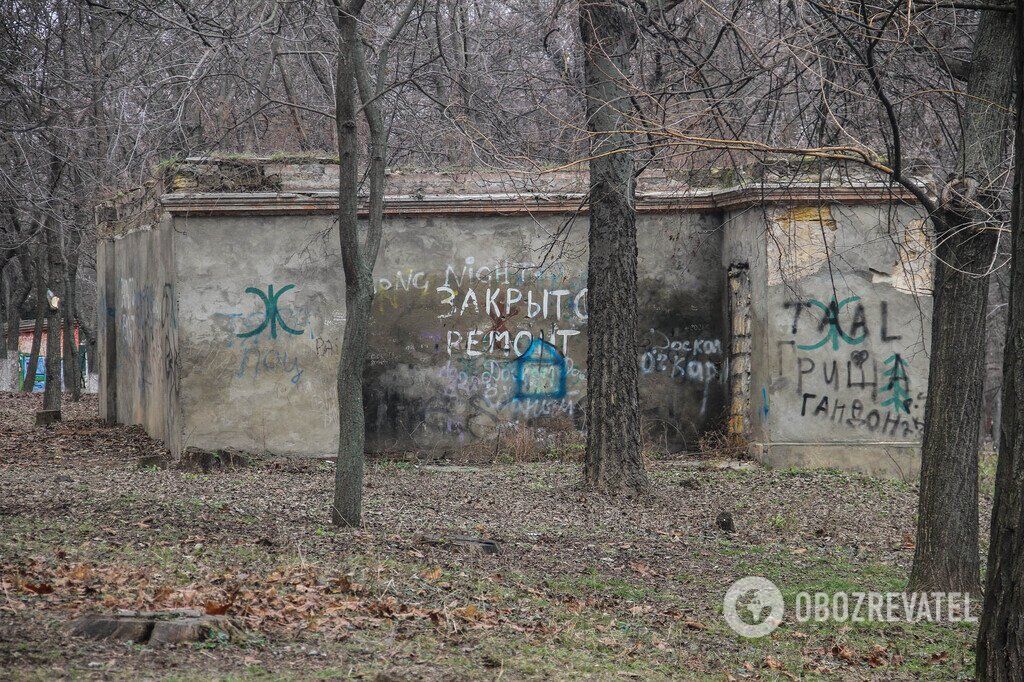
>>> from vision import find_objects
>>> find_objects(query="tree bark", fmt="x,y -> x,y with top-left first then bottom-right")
62,218 -> 82,401
976,1 -> 1024,676
2,257 -> 30,391
910,215 -> 992,593
909,8 -> 1017,593
580,0 -> 649,495
22,247 -> 45,393
332,0 -> 370,527
329,0 -> 403,526
42,215 -> 64,412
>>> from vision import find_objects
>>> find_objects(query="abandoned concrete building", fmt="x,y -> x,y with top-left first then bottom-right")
97,158 -> 932,478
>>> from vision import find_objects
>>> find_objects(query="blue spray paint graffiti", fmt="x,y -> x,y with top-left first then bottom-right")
797,296 -> 867,351
237,284 -> 304,339
880,353 -> 911,414
512,338 -> 567,400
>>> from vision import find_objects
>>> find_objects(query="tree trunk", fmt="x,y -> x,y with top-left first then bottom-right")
22,248 -> 45,393
976,2 -> 1024,676
0,268 -> 10,390
4,261 -> 30,391
62,223 -> 82,401
910,215 -> 991,593
42,217 -> 64,412
580,0 -> 649,495
332,0 -> 369,527
909,8 -> 1017,593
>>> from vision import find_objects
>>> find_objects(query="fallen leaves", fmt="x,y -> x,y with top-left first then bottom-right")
2,559 -> 511,639
0,392 -> 981,677
204,600 -> 229,615
21,582 -> 54,595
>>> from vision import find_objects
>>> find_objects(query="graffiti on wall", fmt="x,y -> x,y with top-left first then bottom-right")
779,295 -> 923,437
364,255 -> 726,445
209,284 -> 321,388
640,329 -> 723,384
514,338 -> 567,400
433,259 -> 587,358
236,284 -> 305,339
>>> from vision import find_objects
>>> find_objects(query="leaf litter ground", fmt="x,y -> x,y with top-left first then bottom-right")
0,393 -> 989,680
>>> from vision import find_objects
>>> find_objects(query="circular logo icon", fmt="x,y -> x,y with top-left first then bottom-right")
723,576 -> 784,638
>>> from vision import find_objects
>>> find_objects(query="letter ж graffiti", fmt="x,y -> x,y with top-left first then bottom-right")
798,296 -> 866,351
236,284 -> 305,340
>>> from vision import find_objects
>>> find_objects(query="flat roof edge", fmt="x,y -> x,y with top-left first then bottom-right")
160,184 -> 917,218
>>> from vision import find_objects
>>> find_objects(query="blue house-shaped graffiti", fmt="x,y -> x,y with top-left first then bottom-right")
513,338 -> 567,400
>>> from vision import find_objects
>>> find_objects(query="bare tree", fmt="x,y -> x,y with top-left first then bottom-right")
908,7 -> 1017,593
629,1 -> 1017,589
331,0 -> 420,526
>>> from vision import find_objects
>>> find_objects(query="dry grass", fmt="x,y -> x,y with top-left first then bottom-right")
0,392 -> 988,680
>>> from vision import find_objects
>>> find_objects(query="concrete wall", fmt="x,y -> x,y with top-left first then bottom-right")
173,215 -> 345,456
725,203 -> 931,479
97,217 -> 179,450
364,211 -> 725,454
157,211 -> 725,457
96,175 -> 933,475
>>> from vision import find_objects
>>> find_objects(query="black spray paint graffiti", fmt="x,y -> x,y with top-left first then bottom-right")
792,347 -> 885,399
785,299 -> 903,348
778,291 -> 922,431
799,392 -> 925,437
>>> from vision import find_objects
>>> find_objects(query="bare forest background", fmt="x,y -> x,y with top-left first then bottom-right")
1,0 -> 1012,440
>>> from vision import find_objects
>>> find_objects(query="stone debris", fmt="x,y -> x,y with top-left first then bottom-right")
68,609 -> 245,646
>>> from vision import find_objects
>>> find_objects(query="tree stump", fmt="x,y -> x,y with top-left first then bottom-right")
35,410 -> 61,427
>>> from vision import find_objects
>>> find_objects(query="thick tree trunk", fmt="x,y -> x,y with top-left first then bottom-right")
22,248 -> 45,393
910,215 -> 991,593
332,1 -> 369,527
580,1 -> 649,495
909,8 -> 1016,593
976,2 -> 1024,676
42,218 -> 64,413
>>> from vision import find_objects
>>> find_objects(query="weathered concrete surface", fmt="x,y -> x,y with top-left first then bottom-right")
725,203 -> 931,477
159,211 -> 723,456
364,211 -> 724,454
96,238 -> 116,421
96,160 -> 933,474
173,215 -> 345,456
98,217 -> 179,449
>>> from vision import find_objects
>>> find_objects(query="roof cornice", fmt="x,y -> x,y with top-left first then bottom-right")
160,183 -> 917,218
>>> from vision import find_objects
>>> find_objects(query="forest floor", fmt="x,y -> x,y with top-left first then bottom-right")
0,392 -> 993,681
